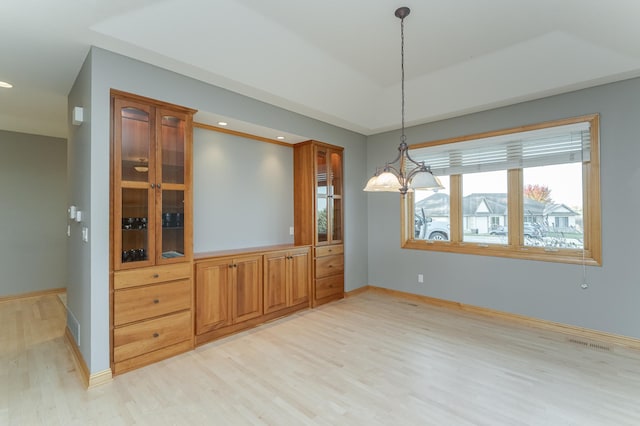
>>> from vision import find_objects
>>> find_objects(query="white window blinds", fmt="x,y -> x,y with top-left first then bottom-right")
410,121 -> 591,176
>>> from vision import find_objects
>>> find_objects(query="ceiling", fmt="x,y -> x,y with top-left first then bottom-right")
2,0 -> 640,140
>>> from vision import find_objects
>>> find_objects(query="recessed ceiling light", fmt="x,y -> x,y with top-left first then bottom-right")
276,136 -> 285,140
0,81 -> 13,89
217,121 -> 228,126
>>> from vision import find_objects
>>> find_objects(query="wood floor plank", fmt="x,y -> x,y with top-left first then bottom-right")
2,292 -> 640,425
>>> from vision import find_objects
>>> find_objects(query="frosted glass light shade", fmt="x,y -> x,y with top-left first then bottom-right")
363,175 -> 381,191
365,172 -> 400,192
409,172 -> 444,191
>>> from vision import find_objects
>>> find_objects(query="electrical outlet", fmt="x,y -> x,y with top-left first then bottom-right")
289,226 -> 294,236
418,274 -> 424,283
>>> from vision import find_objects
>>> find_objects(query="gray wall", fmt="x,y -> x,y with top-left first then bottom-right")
70,46 -> 368,373
367,76 -> 640,339
67,53 -> 94,362
0,130 -> 67,297
193,129 -> 294,252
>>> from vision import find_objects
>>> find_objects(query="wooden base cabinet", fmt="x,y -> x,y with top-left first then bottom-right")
112,263 -> 193,375
314,244 -> 344,304
264,247 -> 311,314
194,245 -> 310,346
195,255 -> 263,336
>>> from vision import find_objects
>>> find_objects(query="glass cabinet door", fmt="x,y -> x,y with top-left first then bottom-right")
115,101 -> 155,269
330,151 -> 343,242
315,146 -> 343,245
316,148 -> 328,244
157,111 -> 189,263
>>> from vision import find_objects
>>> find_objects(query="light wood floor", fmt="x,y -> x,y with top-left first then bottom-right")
2,292 -> 640,425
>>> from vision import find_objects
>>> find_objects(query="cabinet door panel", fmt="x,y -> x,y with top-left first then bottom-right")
119,187 -> 154,268
118,103 -> 153,183
158,189 -> 186,263
264,253 -> 287,314
196,261 -> 231,334
234,257 -> 263,323
158,112 -> 186,185
290,251 -> 310,307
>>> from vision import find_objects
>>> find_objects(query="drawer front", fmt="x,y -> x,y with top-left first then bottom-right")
114,263 -> 192,290
315,244 -> 344,258
315,254 -> 344,279
113,310 -> 192,362
114,279 -> 192,326
315,275 -> 344,300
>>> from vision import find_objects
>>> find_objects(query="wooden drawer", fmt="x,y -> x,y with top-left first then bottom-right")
315,244 -> 344,258
315,274 -> 344,300
114,279 -> 192,326
315,254 -> 344,279
113,310 -> 192,362
114,263 -> 192,290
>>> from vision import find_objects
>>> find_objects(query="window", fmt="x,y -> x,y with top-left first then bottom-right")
401,114 -> 601,265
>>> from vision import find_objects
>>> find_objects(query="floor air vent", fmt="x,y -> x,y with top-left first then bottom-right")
67,308 -> 81,346
568,338 -> 611,351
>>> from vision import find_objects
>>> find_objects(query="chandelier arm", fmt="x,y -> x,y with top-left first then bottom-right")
405,166 -> 428,182
383,148 -> 404,169
404,150 -> 426,169
382,164 -> 403,178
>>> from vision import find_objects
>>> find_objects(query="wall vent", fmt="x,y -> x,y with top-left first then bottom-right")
568,338 -> 610,352
67,308 -> 81,346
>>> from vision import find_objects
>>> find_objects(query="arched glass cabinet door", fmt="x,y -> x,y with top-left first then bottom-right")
114,99 -> 155,269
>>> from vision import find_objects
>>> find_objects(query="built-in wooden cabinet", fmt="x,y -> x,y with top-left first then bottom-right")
195,255 -> 263,335
264,247 -> 311,314
110,90 -> 196,375
294,141 -> 344,306
194,245 -> 310,346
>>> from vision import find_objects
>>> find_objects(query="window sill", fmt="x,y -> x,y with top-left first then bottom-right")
401,239 -> 601,266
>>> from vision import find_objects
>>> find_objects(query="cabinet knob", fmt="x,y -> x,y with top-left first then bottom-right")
153,332 -> 159,338
153,273 -> 159,278
153,299 -> 159,304
150,183 -> 155,189
228,264 -> 233,268
157,183 -> 161,189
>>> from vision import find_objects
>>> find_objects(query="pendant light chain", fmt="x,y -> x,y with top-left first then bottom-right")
400,15 -> 406,145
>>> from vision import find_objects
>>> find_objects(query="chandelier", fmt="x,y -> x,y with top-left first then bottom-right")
363,7 -> 443,195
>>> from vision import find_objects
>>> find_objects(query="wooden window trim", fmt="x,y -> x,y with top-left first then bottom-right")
401,114 -> 602,266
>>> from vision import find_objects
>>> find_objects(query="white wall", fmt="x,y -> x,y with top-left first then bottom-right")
193,129 -> 294,252
367,76 -> 640,339
0,130 -> 67,297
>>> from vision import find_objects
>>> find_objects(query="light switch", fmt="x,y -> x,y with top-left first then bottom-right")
75,210 -> 83,222
82,227 -> 89,242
